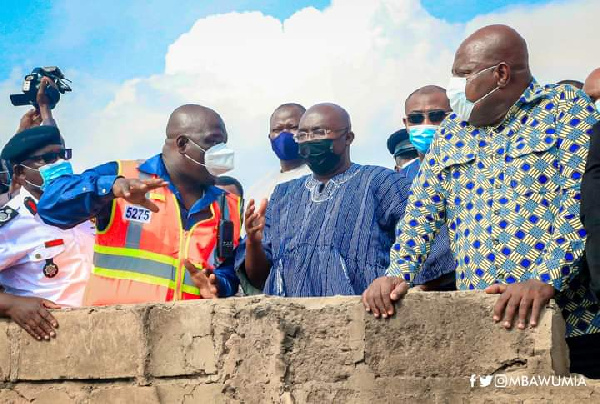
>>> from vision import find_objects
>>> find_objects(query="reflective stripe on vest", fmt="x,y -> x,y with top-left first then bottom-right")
88,159 -> 241,305
124,170 -> 151,249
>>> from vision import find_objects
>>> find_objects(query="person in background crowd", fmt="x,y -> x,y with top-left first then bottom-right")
0,124 -> 94,341
399,85 -> 456,290
557,79 -> 584,90
386,129 -> 418,174
216,175 -> 245,233
362,24 -> 600,378
216,175 -> 244,198
236,103 -> 413,296
0,78 -> 57,206
581,67 -> 600,310
583,68 -> 600,106
247,103 -> 311,203
38,104 -> 242,305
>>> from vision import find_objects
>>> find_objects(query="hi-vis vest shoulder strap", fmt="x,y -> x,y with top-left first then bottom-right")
84,159 -> 241,306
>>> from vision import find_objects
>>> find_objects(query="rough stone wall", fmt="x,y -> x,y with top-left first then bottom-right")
0,291 -> 598,403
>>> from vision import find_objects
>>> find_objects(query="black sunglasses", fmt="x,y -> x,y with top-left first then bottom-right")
407,110 -> 450,125
26,148 -> 72,164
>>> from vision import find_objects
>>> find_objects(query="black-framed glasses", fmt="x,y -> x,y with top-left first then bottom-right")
407,110 -> 450,125
26,149 -> 72,164
294,127 -> 349,142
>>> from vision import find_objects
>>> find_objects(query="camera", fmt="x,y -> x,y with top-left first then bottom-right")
10,66 -> 71,109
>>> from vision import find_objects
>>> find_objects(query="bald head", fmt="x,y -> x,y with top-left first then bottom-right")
584,68 -> 600,101
300,103 -> 351,132
166,104 -> 225,139
455,24 -> 529,73
452,24 -> 532,127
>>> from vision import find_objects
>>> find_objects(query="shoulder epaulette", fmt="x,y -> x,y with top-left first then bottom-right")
0,206 -> 19,228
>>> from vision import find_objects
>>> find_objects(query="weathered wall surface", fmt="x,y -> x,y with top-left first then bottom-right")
0,291 -> 598,403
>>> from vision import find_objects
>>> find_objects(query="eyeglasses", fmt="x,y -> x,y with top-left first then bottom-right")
406,110 -> 450,125
26,149 -> 72,164
293,127 -> 349,142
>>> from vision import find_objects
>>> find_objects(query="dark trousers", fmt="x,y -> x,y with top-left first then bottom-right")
566,332 -> 600,378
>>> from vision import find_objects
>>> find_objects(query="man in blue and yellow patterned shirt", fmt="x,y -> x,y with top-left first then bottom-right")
363,24 -> 600,377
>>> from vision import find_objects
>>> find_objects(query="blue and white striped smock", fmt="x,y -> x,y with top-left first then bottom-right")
235,163 -> 412,296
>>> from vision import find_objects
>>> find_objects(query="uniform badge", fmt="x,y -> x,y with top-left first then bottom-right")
0,206 -> 18,228
24,197 -> 38,215
43,259 -> 59,278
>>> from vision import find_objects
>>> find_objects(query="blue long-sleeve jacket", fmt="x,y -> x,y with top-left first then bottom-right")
38,154 -> 239,297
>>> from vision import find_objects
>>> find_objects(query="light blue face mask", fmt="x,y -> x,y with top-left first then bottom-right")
595,99 -> 600,113
38,159 -> 73,191
408,125 -> 437,154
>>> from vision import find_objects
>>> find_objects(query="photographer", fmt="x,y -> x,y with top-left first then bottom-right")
0,77 -> 57,206
0,75 -> 94,342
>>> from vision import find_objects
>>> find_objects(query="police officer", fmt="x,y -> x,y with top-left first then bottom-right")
386,128 -> 418,174
0,125 -> 95,341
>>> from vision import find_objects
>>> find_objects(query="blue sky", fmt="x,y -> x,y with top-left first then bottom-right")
0,0 -> 552,83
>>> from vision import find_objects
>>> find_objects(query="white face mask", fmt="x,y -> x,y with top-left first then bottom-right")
595,99 -> 600,114
185,140 -> 235,176
446,63 -> 501,123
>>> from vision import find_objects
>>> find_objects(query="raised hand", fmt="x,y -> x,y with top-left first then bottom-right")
17,109 -> 42,133
244,198 -> 268,245
112,177 -> 168,213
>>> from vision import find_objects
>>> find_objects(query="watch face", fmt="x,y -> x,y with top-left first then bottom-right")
43,262 -> 59,278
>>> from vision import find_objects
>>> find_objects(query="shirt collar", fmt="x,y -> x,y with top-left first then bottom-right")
137,154 -> 224,215
491,79 -> 548,130
517,79 -> 548,105
138,154 -> 168,179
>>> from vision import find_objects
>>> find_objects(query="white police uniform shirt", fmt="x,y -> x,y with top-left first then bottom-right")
0,188 -> 94,307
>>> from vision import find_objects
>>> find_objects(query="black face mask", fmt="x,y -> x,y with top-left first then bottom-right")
298,139 -> 342,176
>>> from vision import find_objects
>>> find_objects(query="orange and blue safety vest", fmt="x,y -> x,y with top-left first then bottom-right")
83,159 -> 242,305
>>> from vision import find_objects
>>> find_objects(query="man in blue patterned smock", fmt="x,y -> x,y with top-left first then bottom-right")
235,103 -> 416,296
363,24 -> 600,377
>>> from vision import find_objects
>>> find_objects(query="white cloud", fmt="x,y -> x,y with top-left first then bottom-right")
1,0 -> 598,191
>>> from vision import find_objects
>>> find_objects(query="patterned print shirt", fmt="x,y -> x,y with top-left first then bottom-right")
386,81 -> 600,337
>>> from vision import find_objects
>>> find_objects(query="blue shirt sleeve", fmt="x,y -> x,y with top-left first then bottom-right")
214,257 -> 240,298
38,162 -> 119,229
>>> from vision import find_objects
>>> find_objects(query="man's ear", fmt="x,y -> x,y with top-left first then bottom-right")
12,163 -> 25,186
497,63 -> 511,88
346,131 -> 355,145
402,117 -> 408,128
12,163 -> 23,178
176,136 -> 188,153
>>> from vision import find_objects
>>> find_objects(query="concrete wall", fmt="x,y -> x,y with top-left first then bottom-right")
0,291 -> 598,403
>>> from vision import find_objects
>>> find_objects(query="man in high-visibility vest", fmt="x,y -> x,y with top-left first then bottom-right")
38,104 -> 241,305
